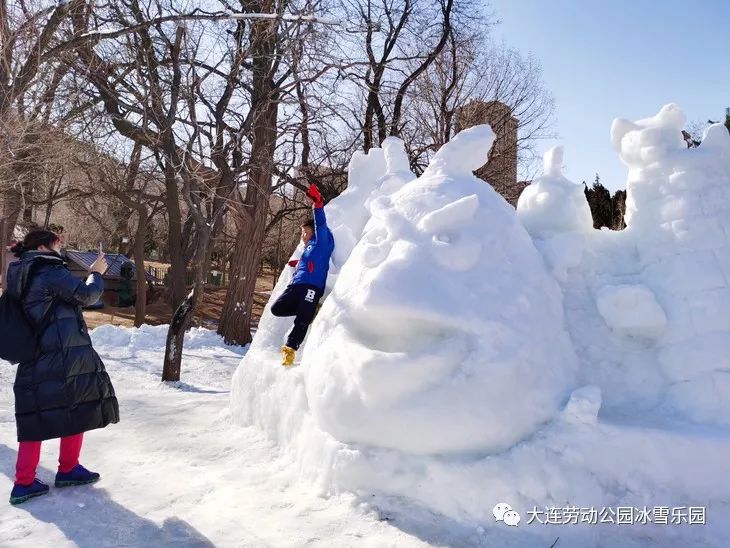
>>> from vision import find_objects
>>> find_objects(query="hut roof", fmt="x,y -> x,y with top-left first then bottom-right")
64,250 -> 155,281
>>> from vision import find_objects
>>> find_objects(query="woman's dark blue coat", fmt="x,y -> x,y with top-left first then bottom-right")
6,251 -> 119,442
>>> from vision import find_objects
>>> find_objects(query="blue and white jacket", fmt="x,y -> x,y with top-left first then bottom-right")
291,206 -> 335,290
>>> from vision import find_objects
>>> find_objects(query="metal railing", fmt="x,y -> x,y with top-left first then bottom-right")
145,265 -> 229,287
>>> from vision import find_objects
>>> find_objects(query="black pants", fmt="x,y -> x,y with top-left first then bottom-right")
270,284 -> 323,350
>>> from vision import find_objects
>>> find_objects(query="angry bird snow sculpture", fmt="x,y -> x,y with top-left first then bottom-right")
302,125 -> 579,455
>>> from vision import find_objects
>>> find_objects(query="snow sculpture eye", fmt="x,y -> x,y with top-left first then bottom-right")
418,194 -> 482,271
431,232 -> 482,271
360,226 -> 392,268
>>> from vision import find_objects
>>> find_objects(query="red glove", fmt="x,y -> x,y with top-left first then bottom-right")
288,259 -> 299,268
306,184 -> 324,208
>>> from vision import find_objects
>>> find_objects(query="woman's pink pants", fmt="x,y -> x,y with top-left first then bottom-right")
15,433 -> 83,486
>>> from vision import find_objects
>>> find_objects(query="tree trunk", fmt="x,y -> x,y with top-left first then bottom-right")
161,288 -> 194,382
22,180 -> 33,224
133,208 -> 148,327
111,210 -> 130,254
43,202 -> 53,228
218,203 -> 268,345
164,162 -> 187,308
217,14 -> 279,346
0,188 -> 22,292
162,230 -> 209,381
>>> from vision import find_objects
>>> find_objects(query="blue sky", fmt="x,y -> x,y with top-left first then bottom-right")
490,0 -> 730,190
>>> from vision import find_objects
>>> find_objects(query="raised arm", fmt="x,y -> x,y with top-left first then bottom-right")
313,205 -> 328,239
45,266 -> 104,307
306,183 -> 330,240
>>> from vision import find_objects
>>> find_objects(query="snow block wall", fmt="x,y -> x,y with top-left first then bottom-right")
517,106 -> 730,426
232,106 -> 730,546
611,104 -> 730,424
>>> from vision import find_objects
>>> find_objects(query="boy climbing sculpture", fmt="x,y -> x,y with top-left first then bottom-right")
271,184 -> 334,366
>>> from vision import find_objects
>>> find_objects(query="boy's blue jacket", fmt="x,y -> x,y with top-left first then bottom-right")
291,205 -> 334,289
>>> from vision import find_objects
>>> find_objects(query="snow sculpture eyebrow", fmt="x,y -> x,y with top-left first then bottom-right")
417,194 -> 480,233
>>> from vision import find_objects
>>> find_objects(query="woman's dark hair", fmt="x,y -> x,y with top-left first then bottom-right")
10,229 -> 60,258
301,220 -> 314,230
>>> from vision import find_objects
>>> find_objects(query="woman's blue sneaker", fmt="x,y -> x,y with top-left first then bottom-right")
54,464 -> 100,488
9,479 -> 50,505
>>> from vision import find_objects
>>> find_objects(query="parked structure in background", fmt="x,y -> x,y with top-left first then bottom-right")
65,250 -> 155,307
455,100 -> 528,207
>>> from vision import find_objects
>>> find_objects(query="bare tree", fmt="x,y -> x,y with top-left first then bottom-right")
334,0 -> 455,150
68,0 -> 338,373
66,2 -> 225,379
403,32 -> 555,180
0,0 -> 83,258
216,0 -> 345,346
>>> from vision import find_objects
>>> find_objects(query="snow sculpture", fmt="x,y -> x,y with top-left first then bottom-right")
303,125 -> 579,455
516,146 -> 594,281
517,145 -> 594,236
230,107 -> 730,545
612,104 -> 730,423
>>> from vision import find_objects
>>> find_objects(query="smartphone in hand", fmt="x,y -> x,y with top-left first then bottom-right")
91,242 -> 108,275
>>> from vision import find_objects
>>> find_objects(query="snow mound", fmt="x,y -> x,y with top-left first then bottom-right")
91,324 -> 240,353
303,125 -> 578,455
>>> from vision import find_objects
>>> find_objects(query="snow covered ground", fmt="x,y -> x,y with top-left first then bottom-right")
1,327 -> 726,547
0,325 -> 453,548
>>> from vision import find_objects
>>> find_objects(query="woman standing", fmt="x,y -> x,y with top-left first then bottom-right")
5,230 -> 119,505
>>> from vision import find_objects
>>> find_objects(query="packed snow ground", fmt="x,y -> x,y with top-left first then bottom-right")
0,325 -> 459,548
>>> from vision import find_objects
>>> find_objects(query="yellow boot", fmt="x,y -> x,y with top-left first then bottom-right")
281,346 -> 296,367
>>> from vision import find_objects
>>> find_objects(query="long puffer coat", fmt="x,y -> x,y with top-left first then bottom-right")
6,251 -> 119,442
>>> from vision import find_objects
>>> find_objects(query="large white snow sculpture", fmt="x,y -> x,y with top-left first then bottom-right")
230,108 -> 730,546
302,125 -> 579,455
612,104 -> 730,423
